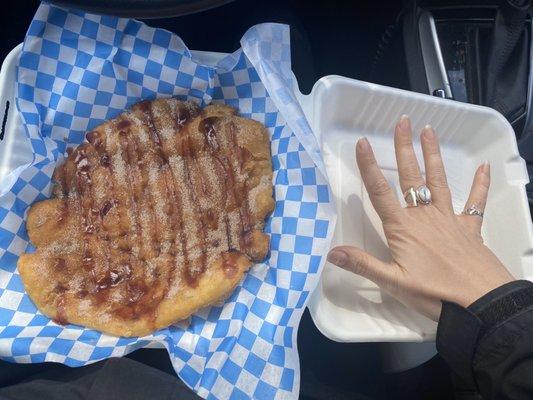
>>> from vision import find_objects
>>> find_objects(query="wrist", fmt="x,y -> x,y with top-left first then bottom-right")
459,276 -> 515,308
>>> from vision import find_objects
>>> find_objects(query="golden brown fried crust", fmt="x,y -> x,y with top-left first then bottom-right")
18,99 -> 274,337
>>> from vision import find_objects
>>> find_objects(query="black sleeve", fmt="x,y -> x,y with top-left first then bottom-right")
436,280 -> 533,400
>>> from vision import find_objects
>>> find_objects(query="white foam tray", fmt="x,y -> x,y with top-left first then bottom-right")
299,76 -> 533,342
2,45 -> 533,343
0,45 -> 32,190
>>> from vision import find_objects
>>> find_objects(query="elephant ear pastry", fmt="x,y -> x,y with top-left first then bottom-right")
18,99 -> 274,337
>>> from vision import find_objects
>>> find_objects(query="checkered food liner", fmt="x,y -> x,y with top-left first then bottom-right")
0,3 -> 336,399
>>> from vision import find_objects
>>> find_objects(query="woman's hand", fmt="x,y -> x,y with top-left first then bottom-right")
327,115 -> 515,321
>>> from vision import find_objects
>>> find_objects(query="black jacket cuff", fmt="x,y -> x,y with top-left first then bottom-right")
436,280 -> 533,385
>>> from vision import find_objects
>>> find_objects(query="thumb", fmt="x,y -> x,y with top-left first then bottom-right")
327,245 -> 395,287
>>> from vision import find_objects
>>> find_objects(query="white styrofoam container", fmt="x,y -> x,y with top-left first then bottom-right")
2,46 -> 533,344
0,44 -> 33,192
299,76 -> 533,342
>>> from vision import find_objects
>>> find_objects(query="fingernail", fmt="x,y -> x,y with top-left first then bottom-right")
327,250 -> 348,268
422,124 -> 435,140
399,114 -> 410,129
357,137 -> 370,152
481,160 -> 490,174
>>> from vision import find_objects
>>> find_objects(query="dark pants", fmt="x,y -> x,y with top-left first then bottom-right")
0,355 -> 200,400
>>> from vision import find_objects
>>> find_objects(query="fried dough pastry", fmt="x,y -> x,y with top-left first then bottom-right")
18,99 -> 274,337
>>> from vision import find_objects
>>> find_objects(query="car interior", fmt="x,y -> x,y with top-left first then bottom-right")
1,0 -> 531,399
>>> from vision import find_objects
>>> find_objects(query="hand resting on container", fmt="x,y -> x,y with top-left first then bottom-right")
327,115 -> 514,321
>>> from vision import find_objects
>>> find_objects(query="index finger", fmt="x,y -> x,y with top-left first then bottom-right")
356,138 -> 402,223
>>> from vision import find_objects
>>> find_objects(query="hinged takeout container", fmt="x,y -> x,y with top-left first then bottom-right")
2,45 -> 532,343
299,76 -> 533,341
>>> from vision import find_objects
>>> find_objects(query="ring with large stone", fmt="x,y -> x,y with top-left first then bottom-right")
415,185 -> 432,205
404,185 -> 432,207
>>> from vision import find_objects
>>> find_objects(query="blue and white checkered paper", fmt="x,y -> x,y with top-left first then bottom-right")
0,3 -> 335,399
